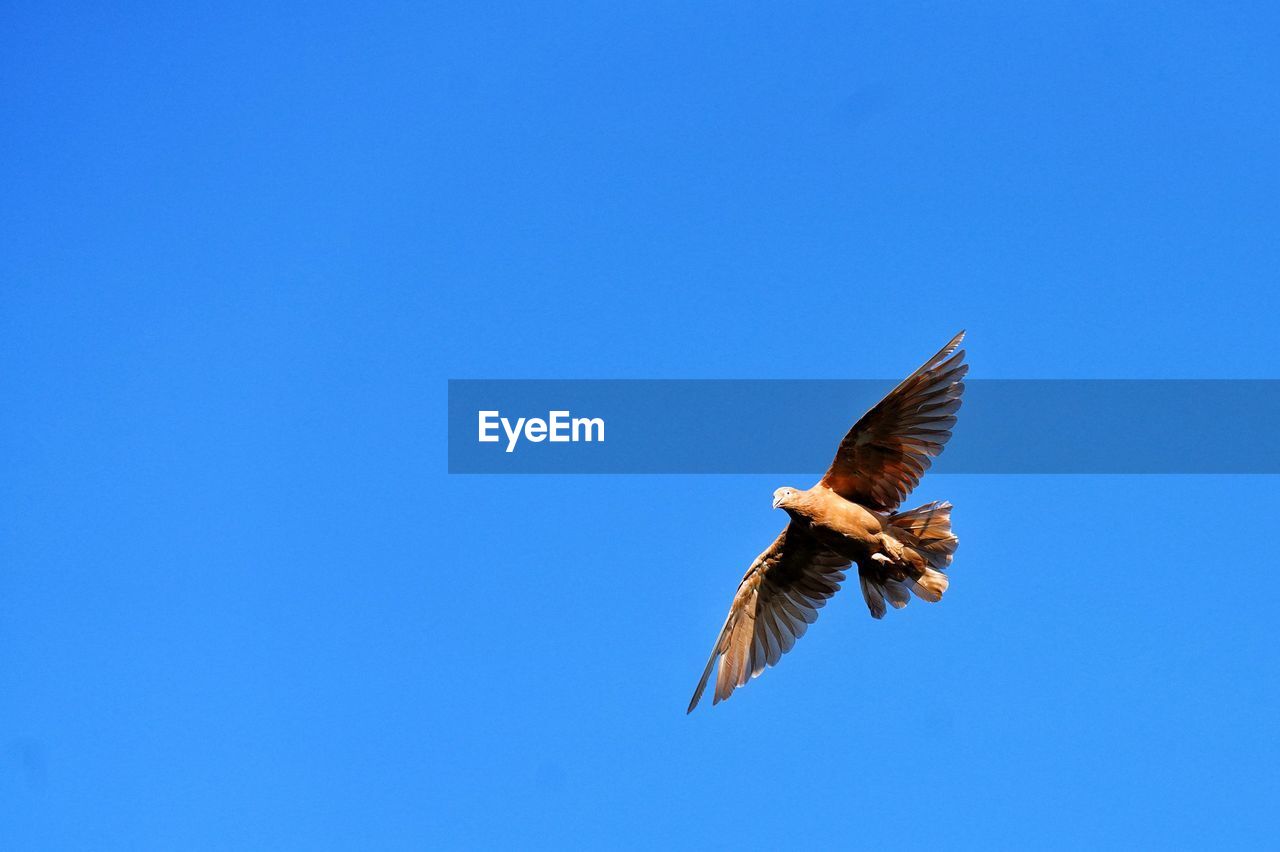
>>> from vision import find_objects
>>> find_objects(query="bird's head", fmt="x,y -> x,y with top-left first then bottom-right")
772,487 -> 800,510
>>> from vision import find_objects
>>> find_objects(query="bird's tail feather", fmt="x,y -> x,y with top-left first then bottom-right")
889,501 -> 957,571
860,501 -> 957,616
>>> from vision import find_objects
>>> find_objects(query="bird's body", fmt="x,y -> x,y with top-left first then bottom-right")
778,485 -> 885,562
688,332 -> 967,712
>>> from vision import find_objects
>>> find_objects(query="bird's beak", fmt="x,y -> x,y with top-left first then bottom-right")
772,495 -> 783,509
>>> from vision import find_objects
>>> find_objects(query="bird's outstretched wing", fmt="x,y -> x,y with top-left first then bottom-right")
819,331 -> 967,511
688,524 -> 851,713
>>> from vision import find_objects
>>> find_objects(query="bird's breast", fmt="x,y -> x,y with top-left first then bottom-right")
793,494 -> 884,558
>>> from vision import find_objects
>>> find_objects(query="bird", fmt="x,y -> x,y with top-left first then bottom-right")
687,331 -> 967,713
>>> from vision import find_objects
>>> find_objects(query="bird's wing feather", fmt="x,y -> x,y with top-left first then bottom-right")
687,524 -> 850,712
819,331 -> 967,511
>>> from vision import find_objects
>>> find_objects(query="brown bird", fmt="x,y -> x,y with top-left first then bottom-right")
687,331 -> 967,712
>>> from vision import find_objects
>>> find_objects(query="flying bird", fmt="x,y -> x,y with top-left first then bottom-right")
688,332 -> 967,712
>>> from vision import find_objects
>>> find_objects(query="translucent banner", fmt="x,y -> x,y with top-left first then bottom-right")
447,380 -> 1279,474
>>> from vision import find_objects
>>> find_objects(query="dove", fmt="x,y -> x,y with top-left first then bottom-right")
688,332 -> 967,712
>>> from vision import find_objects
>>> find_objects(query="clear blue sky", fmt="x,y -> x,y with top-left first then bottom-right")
3,3 -> 1278,849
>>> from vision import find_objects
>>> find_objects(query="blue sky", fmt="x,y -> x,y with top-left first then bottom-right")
2,2 -> 1278,849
